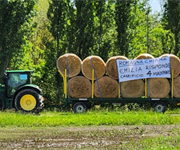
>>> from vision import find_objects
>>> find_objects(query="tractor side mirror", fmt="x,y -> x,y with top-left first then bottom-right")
3,73 -> 7,79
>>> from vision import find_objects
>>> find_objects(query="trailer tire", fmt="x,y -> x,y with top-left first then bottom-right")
14,89 -> 44,113
73,102 -> 87,113
153,102 -> 166,113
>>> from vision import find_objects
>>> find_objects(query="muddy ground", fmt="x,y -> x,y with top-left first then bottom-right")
0,125 -> 180,149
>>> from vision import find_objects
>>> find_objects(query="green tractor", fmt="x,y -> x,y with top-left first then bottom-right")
0,70 -> 44,113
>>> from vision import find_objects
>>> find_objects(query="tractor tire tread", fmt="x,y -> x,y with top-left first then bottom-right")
14,89 -> 44,113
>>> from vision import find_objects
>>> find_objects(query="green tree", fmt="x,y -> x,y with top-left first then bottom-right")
9,0 -> 58,102
163,0 -> 180,55
47,0 -> 68,58
127,0 -> 174,58
47,0 -> 68,102
73,0 -> 95,59
115,0 -> 135,57
93,0 -> 116,62
0,0 -> 37,80
128,0 -> 147,58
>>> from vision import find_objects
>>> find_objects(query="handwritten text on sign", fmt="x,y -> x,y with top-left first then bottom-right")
116,57 -> 170,82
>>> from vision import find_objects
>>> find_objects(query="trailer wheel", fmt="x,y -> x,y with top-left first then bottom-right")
153,102 -> 166,113
14,89 -> 44,113
73,102 -> 87,113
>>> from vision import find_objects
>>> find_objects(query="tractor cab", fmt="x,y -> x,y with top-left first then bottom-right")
5,70 -> 33,98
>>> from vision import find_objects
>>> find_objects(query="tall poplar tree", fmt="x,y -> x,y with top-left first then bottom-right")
47,0 -> 68,102
94,0 -> 115,61
0,0 -> 37,79
115,0 -> 134,57
73,0 -> 95,59
163,0 -> 180,55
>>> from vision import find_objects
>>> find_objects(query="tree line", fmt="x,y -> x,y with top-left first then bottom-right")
0,0 -> 180,102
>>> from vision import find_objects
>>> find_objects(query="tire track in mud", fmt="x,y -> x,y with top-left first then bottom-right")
0,125 -> 180,149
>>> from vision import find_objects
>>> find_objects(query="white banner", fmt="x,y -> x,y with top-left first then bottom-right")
116,57 -> 171,82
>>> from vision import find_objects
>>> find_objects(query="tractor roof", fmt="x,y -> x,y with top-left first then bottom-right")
5,70 -> 33,73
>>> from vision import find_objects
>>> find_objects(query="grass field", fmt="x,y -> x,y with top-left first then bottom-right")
1,107 -> 180,149
1,107 -> 180,127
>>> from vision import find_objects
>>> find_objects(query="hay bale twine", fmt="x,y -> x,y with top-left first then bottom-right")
57,53 -> 82,78
121,80 -> 145,98
68,76 -> 91,98
94,76 -> 118,98
82,56 -> 105,80
173,75 -> 180,98
149,78 -> 170,98
160,54 -> 180,78
106,56 -> 128,79
134,53 -> 154,59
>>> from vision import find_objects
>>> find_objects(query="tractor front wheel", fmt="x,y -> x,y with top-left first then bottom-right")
15,89 -> 44,113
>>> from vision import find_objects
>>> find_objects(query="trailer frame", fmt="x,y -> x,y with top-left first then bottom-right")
53,68 -> 180,113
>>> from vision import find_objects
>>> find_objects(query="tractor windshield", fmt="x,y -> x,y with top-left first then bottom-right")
7,73 -> 28,97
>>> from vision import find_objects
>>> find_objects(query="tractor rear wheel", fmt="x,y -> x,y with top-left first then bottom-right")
14,89 -> 44,113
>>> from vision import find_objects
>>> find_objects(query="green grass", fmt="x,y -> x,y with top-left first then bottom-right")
101,135 -> 180,150
1,108 -> 180,149
1,107 -> 180,127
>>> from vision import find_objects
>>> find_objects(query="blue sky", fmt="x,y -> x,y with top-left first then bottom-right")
149,0 -> 163,13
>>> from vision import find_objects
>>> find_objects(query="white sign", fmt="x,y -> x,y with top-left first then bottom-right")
116,57 -> 171,82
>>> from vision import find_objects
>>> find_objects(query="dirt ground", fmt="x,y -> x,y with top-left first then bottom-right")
0,125 -> 179,150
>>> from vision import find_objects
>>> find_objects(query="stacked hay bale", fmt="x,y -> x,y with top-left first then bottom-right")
159,54 -> 180,98
160,54 -> 180,78
106,55 -> 144,98
173,76 -> 180,98
118,53 -> 154,98
134,53 -> 154,59
149,78 -> 170,98
120,80 -> 145,98
57,53 -> 91,98
57,53 -> 82,78
135,53 -> 170,98
114,54 -> 153,98
82,56 -> 120,98
57,53 -> 180,99
94,76 -> 119,98
82,56 -> 105,80
106,56 -> 128,79
68,76 -> 92,98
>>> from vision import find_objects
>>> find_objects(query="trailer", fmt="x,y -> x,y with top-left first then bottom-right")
53,68 -> 180,114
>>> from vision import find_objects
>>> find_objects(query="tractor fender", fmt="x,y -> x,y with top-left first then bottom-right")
17,84 -> 42,93
13,84 -> 42,101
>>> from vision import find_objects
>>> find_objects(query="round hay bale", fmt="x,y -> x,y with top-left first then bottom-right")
149,78 -> 170,98
57,53 -> 82,78
160,54 -> 180,78
121,80 -> 145,98
134,53 -> 154,59
106,56 -> 128,79
94,76 -> 118,98
68,76 -> 91,98
82,56 -> 105,80
173,75 -> 180,98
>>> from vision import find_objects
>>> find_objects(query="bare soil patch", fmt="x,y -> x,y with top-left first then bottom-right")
0,125 -> 179,149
